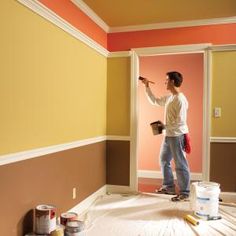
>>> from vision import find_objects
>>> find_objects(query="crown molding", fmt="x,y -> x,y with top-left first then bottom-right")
17,0 -> 109,57
108,51 -> 132,58
109,16 -> 236,33
71,0 -> 109,33
210,44 -> 236,51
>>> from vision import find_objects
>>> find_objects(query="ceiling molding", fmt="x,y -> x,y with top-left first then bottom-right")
109,16 -> 236,33
108,51 -> 132,58
17,0 -> 109,57
71,0 -> 110,33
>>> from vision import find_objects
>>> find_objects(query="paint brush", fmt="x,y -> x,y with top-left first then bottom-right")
138,76 -> 155,84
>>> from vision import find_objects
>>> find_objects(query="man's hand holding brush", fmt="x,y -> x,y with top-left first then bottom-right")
139,76 -> 155,87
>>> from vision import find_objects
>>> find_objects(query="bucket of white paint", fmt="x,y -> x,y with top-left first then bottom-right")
191,181 -> 220,219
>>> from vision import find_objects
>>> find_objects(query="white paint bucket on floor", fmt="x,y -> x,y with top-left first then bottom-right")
191,181 -> 220,219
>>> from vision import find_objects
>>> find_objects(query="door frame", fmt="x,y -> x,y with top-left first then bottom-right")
130,44 -> 212,192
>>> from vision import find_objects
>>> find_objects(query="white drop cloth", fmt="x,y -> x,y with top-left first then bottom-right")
79,193 -> 236,236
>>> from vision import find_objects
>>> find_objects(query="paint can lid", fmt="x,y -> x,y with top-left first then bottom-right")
61,212 -> 78,219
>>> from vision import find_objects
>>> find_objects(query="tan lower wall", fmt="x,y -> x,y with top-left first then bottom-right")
210,142 -> 236,192
0,141 -> 106,236
106,140 -> 130,186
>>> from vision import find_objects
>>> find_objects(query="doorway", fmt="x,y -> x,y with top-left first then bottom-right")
129,44 -> 211,193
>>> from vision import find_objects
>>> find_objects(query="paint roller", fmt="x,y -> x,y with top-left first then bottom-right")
138,76 -> 155,84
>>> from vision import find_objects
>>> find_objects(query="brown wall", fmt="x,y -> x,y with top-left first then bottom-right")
0,142 -> 106,236
210,143 -> 236,192
106,140 -> 130,186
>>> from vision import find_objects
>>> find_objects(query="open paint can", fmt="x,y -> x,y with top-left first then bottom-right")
150,120 -> 165,135
60,212 -> 78,226
35,204 -> 56,234
65,220 -> 85,236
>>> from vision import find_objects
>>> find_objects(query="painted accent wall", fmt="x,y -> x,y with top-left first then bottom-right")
1,0 -> 107,155
108,24 -> 236,51
138,54 -> 203,173
38,0 -> 107,48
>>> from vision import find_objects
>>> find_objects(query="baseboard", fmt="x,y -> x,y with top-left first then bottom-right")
138,170 -> 203,181
106,184 -> 132,193
69,185 -> 107,216
220,192 -> 236,203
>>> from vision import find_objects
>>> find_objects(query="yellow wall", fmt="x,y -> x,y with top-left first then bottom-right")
211,51 -> 236,136
107,57 -> 130,135
0,0 -> 107,155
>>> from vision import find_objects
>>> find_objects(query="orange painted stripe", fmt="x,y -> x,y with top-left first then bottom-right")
108,24 -> 236,51
39,0 -> 107,49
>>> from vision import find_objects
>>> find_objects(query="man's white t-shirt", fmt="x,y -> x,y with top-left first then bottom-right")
146,87 -> 189,137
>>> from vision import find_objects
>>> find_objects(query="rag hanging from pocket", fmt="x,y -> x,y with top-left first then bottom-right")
184,133 -> 191,154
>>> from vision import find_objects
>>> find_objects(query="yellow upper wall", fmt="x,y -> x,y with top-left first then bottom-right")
211,51 -> 236,136
0,0 -> 107,155
107,57 -> 130,135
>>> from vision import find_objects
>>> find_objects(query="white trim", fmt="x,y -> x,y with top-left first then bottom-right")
106,185 -> 132,194
108,51 -> 132,58
69,185 -> 107,216
138,170 -> 203,181
109,16 -> 236,33
210,44 -> 236,51
0,135 -> 132,166
106,136 -> 131,141
0,136 -> 106,166
211,137 -> 236,143
130,44 -> 211,192
17,0 -> 109,57
130,51 -> 139,192
133,44 -> 212,56
70,0 -> 109,33
202,49 -> 212,182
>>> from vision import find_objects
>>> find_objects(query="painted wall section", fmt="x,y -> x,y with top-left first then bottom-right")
39,0 -> 107,48
138,54 -> 203,172
0,0 -> 107,155
108,24 -> 236,51
107,57 -> 130,135
211,51 -> 236,136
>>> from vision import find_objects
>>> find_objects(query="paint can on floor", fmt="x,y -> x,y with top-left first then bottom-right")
60,212 -> 78,226
65,220 -> 85,236
191,181 -> 220,220
35,204 -> 56,234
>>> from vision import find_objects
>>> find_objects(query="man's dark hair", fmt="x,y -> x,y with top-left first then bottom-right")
166,71 -> 183,87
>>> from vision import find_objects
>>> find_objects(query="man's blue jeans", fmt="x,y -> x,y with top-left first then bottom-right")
160,135 -> 190,195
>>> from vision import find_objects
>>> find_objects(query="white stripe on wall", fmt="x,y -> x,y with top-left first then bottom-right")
138,170 -> 203,181
0,136 -> 130,166
210,137 -> 236,143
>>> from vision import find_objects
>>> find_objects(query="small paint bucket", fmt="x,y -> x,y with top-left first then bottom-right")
150,120 -> 164,135
60,212 -> 78,226
65,220 -> 85,236
35,204 -> 56,234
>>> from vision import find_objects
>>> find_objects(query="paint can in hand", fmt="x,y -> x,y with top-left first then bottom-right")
35,204 -> 56,235
150,120 -> 165,135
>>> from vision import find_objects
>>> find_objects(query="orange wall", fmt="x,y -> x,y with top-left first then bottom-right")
138,53 -> 203,172
108,24 -> 236,51
39,0 -> 107,48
